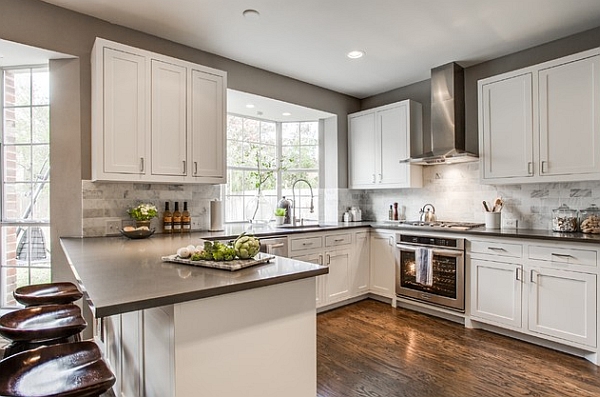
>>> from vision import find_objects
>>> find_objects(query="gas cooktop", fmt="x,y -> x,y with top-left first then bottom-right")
384,220 -> 485,231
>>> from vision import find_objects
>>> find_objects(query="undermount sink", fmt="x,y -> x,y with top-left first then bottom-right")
277,223 -> 321,229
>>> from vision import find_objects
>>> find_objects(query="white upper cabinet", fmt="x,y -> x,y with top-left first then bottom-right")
190,69 -> 225,179
480,72 -> 534,180
478,48 -> 600,184
151,60 -> 187,177
348,100 -> 423,189
538,55 -> 600,176
92,38 -> 227,184
96,47 -> 147,177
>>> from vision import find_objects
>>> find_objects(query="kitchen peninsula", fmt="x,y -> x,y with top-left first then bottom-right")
60,233 -> 328,397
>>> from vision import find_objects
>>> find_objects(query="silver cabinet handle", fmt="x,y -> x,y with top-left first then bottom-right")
487,246 -> 506,252
140,157 -> 144,172
551,252 -> 573,258
388,236 -> 394,246
528,162 -> 533,175
515,268 -> 520,281
372,174 -> 376,183
541,160 -> 548,174
302,242 -> 313,246
333,238 -> 345,242
378,173 -> 382,183
318,254 -> 323,265
194,161 -> 198,175
530,269 -> 536,283
326,254 -> 331,265
182,160 -> 186,174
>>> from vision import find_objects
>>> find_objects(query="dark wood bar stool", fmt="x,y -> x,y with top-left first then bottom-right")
13,282 -> 83,307
0,304 -> 87,358
0,340 -> 116,397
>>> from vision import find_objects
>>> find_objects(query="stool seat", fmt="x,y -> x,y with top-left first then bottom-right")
14,282 -> 83,306
0,304 -> 86,343
0,341 -> 116,397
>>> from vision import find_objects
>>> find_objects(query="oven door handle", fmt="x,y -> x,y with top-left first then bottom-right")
395,244 -> 463,258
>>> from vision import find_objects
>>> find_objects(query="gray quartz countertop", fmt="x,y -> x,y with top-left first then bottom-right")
60,233 -> 328,318
199,220 -> 600,244
369,222 -> 600,244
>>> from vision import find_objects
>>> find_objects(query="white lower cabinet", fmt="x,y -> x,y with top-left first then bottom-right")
352,231 -> 370,295
528,266 -> 596,347
289,229 -> 370,308
469,238 -> 598,351
291,251 -> 326,307
369,230 -> 396,299
470,258 -> 523,328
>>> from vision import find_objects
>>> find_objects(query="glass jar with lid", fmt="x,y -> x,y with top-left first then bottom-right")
551,204 -> 578,232
579,204 -> 600,234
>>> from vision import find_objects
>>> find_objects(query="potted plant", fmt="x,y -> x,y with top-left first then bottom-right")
127,203 -> 158,228
274,207 -> 287,225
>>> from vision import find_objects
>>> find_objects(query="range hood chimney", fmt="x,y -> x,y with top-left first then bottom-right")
409,62 -> 478,165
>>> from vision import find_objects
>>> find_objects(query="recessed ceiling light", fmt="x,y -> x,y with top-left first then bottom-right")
245,103 -> 255,109
282,112 -> 291,116
347,50 -> 365,59
243,9 -> 260,20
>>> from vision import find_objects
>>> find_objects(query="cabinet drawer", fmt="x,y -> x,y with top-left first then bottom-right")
325,233 -> 352,247
290,236 -> 323,252
528,245 -> 597,267
470,240 -> 523,258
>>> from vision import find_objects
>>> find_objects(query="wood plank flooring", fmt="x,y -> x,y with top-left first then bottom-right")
317,299 -> 600,397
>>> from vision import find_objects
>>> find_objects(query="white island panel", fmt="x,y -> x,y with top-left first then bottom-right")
143,278 -> 316,397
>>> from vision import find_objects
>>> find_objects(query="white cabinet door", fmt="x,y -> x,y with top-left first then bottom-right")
325,249 -> 351,304
291,252 -> 325,307
379,104 -> 410,186
190,69 -> 225,181
539,55 -> 600,176
470,259 -> 523,329
101,47 -> 147,176
351,231 -> 370,296
528,267 -> 597,347
480,72 -> 534,180
348,112 -> 377,188
369,231 -> 396,298
151,59 -> 187,176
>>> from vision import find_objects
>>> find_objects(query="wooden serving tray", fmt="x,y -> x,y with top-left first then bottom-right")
161,252 -> 275,271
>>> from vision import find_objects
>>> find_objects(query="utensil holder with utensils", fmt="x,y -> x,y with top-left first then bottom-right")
483,197 -> 503,229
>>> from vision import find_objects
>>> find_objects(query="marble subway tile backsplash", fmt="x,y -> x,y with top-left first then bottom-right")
341,162 -> 600,230
82,181 -> 220,236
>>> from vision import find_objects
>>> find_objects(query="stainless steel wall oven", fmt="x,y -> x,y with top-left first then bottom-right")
395,233 -> 465,312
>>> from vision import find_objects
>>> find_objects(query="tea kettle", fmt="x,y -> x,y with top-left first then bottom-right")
419,204 -> 436,222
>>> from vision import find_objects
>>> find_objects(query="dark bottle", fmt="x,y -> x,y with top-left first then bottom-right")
172,202 -> 182,233
393,202 -> 399,221
182,202 -> 191,232
163,202 -> 173,234
389,205 -> 393,221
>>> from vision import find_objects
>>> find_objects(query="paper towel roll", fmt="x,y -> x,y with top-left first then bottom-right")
209,200 -> 224,231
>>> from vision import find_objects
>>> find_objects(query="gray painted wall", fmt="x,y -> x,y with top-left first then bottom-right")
361,25 -> 600,155
0,0 -> 359,186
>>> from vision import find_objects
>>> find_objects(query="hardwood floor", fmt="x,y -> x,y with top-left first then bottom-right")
317,299 -> 600,397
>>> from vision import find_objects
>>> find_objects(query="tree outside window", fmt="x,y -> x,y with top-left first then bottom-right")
1,66 -> 51,308
225,114 -> 319,223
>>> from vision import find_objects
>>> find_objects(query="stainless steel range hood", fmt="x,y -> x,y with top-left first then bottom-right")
409,62 -> 478,165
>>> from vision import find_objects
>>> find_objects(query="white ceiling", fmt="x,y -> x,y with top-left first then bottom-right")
39,0 -> 600,99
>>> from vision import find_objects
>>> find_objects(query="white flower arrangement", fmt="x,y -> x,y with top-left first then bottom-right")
128,203 -> 158,221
